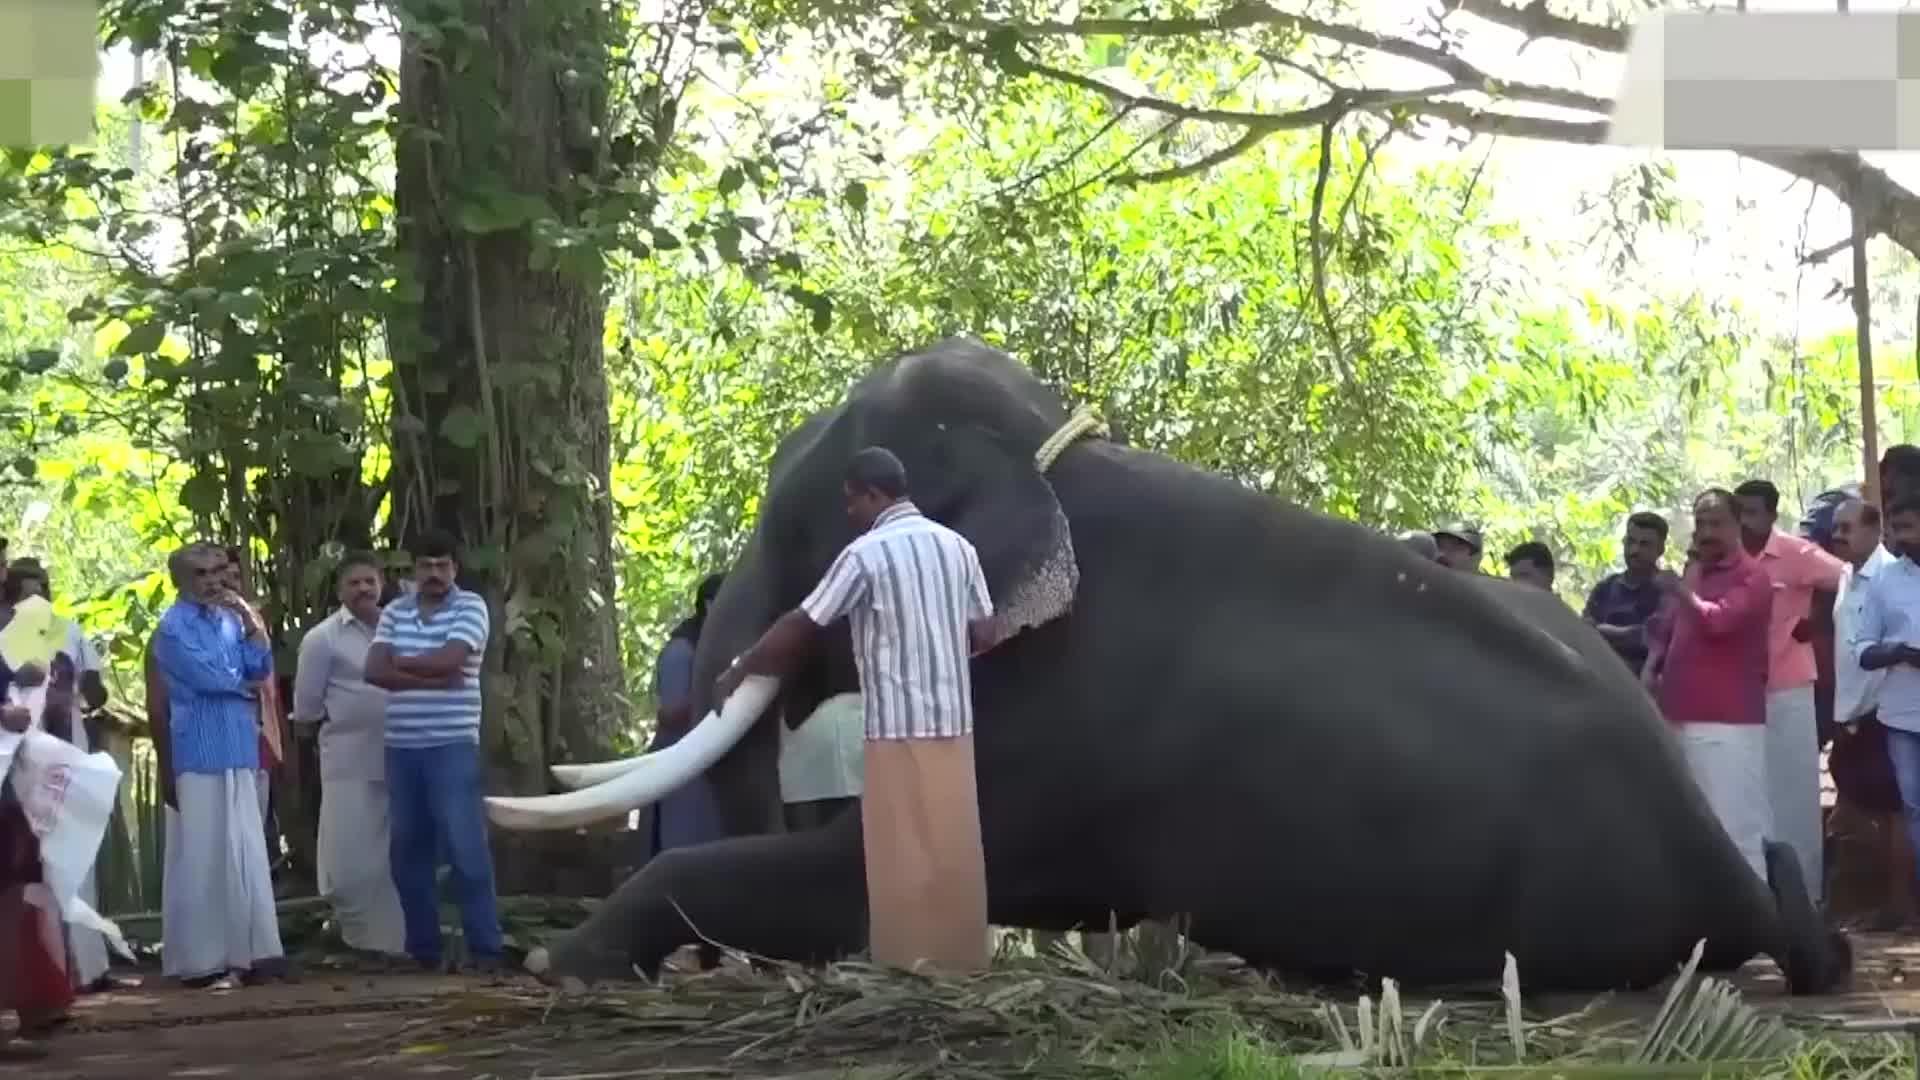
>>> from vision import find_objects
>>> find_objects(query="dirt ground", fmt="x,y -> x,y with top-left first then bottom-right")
18,936 -> 1920,1079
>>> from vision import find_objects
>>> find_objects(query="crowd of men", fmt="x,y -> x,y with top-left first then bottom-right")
1402,446 -> 1920,923
153,531 -> 502,990
1,529 -> 503,1059
21,436 -> 1920,1060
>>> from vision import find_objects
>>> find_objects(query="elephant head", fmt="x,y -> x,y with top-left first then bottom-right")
487,337 -> 1093,833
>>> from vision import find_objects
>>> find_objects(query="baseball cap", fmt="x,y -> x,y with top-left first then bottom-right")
1398,531 -> 1440,560
1433,522 -> 1483,552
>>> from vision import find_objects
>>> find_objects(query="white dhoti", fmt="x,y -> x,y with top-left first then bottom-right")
861,735 -> 989,973
64,721 -> 110,989
67,866 -> 110,989
1679,722 -> 1771,883
162,770 -> 284,980
317,779 -> 405,955
1765,685 -> 1823,893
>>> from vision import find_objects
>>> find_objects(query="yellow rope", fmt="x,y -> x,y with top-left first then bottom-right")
1034,404 -> 1109,474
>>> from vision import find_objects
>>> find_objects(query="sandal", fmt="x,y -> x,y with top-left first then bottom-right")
181,972 -> 240,991
0,1038 -> 48,1061
82,972 -> 142,994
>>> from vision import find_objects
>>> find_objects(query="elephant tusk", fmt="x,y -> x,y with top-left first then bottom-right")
550,757 -> 646,789
486,675 -> 781,831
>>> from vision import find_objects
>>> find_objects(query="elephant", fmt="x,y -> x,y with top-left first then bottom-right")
490,336 -> 1851,996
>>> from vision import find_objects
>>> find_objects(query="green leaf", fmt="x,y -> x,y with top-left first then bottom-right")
456,190 -> 551,236
790,287 -> 834,334
438,404 -> 488,450
844,181 -> 868,213
717,164 -> 745,196
115,320 -> 168,356
715,221 -> 742,264
179,472 -> 224,516
9,456 -> 34,480
17,349 -> 58,374
287,433 -> 353,477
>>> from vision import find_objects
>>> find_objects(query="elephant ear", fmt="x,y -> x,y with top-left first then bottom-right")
913,423 -> 1080,641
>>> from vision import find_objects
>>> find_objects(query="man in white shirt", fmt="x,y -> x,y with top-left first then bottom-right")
1824,498 -> 1917,927
1834,500 -> 1895,725
1846,499 -> 1920,931
781,693 -> 864,832
291,552 -> 406,956
719,447 -> 999,972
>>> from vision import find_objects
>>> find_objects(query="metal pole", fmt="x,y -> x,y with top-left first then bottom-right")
1842,0 -> 1878,500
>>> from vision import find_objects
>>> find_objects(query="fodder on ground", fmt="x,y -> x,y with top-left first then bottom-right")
346,932 -> 1917,1078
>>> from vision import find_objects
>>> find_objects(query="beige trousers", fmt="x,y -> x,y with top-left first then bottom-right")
861,735 -> 989,973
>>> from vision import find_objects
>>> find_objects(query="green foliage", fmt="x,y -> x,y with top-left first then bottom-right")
611,78 -> 1553,645
1134,1023 -> 1306,1080
0,0 -> 1898,758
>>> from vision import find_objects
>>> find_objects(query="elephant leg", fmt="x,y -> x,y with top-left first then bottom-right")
540,811 -> 868,982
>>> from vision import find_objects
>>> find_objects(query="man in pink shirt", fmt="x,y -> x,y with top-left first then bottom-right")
1644,488 -> 1775,881
1735,479 -> 1847,898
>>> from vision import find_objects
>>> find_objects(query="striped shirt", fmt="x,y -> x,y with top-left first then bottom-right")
800,501 -> 992,740
373,586 -> 489,748
152,599 -> 272,773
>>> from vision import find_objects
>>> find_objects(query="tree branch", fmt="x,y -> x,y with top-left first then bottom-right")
1125,124 -> 1279,185
1800,234 -> 1852,267
958,0 -> 1920,261
1444,0 -> 1628,53
1307,117 -> 1350,380
992,45 -> 1461,134
953,1 -> 1613,116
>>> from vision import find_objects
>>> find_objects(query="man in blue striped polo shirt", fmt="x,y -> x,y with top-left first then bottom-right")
364,529 -> 501,973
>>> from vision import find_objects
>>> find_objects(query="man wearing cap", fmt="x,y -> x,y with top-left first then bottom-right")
1432,523 -> 1483,573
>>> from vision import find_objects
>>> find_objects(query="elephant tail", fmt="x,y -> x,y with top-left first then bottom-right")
1763,839 -> 1852,996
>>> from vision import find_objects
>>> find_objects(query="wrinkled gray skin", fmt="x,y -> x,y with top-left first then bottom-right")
539,337 -> 1850,995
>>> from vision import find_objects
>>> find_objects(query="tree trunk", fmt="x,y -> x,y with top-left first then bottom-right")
390,0 -> 624,806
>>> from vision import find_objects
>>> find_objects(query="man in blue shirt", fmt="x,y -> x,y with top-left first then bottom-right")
647,572 -> 726,859
152,541 -> 285,990
1583,511 -> 1670,676
364,529 -> 501,973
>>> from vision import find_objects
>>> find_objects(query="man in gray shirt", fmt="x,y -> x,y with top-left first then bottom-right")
291,551 -> 405,957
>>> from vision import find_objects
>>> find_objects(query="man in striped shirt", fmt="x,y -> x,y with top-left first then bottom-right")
719,447 -> 998,972
152,541 -> 286,989
364,529 -> 502,973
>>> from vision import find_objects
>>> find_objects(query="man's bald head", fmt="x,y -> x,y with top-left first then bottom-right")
1834,497 -> 1883,566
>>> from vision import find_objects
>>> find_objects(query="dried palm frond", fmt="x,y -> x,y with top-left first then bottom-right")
1630,939 -> 1798,1064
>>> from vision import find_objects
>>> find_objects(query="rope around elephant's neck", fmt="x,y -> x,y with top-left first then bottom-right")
1034,404 -> 1108,473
